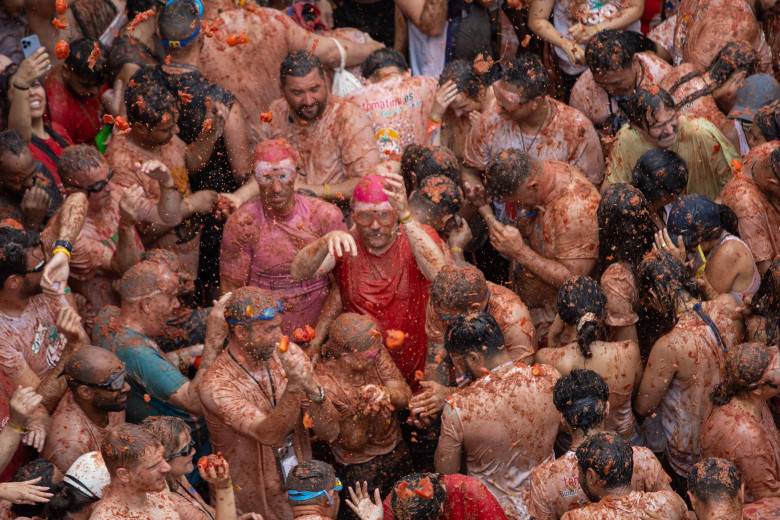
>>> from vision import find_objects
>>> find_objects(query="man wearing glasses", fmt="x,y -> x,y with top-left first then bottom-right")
220,139 -> 346,339
41,345 -> 129,473
200,286 -> 339,520
54,144 -> 146,325
291,174 -> 445,393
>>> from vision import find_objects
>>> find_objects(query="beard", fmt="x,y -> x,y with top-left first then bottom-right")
21,277 -> 43,298
293,99 -> 326,121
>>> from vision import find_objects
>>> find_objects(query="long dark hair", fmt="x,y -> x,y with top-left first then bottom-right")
557,277 -> 607,359
598,184 -> 655,275
668,41 -> 759,109
637,251 -> 701,319
752,257 -> 780,345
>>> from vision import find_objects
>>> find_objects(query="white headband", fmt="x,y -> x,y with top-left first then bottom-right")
254,159 -> 296,178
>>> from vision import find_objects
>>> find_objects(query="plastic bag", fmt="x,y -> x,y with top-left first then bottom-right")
331,38 -> 362,97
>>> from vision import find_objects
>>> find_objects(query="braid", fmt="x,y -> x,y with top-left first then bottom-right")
675,81 -> 717,110
668,69 -> 704,97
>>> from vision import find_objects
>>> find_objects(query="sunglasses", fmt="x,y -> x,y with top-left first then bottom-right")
227,300 -> 284,323
167,440 -> 195,461
65,168 -> 114,194
353,210 -> 397,226
69,369 -> 127,392
22,243 -> 45,274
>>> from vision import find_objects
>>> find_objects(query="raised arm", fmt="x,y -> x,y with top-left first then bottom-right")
41,191 -> 89,297
528,0 -> 585,65
6,49 -> 51,141
383,173 -> 445,281
290,230 -> 357,280
394,0 -> 448,37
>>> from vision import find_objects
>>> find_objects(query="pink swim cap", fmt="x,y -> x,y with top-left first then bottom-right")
353,175 -> 388,203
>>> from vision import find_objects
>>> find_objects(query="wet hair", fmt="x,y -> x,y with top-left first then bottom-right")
439,59 -> 486,100
0,226 -> 41,288
430,264 -> 488,311
444,311 -> 505,358
65,38 -> 109,85
101,424 -> 162,476
753,258 -> 780,344
553,368 -> 610,431
390,473 -> 447,520
361,48 -> 408,78
637,251 -> 701,318
47,479 -> 100,518
11,459 -> 56,517
0,64 -> 20,118
0,129 -> 27,157
500,53 -> 549,100
668,41 -> 759,109
286,460 -> 337,506
119,260 -> 169,301
140,416 -> 192,460
485,148 -> 536,198
224,286 -> 277,335
688,458 -> 742,505
557,277 -> 606,359
280,50 -> 324,86
666,194 -> 740,249
711,342 -> 774,405
575,432 -> 634,489
128,0 -> 165,19
630,148 -> 689,204
400,144 -> 459,194
125,66 -> 176,127
157,0 -> 200,44
410,175 -> 463,223
619,85 -> 676,131
755,100 -> 780,141
58,144 -> 105,185
585,29 -> 638,75
328,312 -> 379,353
597,183 -> 655,273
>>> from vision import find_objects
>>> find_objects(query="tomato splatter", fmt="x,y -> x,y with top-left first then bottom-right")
54,40 -> 70,60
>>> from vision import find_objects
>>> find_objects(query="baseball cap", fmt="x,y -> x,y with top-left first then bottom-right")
728,73 -> 780,122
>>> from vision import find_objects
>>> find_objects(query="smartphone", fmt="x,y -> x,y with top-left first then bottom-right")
20,35 -> 42,59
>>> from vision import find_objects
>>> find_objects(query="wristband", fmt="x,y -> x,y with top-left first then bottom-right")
399,212 -> 414,224
7,423 -> 28,433
13,83 -> 29,91
429,116 -> 441,124
52,247 -> 72,259
450,247 -> 463,253
54,240 -> 73,255
323,183 -> 330,199
183,198 -> 194,217
160,183 -> 178,191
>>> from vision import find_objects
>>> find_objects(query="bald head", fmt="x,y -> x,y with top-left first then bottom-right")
119,261 -> 176,302
65,346 -> 123,385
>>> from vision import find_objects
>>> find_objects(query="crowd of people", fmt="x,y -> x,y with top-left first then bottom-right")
1,0 -> 780,517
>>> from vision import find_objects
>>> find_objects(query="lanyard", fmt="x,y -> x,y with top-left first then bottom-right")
228,349 -> 277,407
173,483 -> 215,520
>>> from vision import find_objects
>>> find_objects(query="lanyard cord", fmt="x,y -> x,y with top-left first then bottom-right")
228,349 -> 277,407
172,483 -> 215,520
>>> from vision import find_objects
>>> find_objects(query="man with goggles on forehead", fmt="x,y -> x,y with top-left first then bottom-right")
54,144 -> 144,325
42,346 -> 129,473
221,139 -> 346,340
200,286 -> 339,520
286,460 -> 344,520
315,313 -> 413,502
292,173 -> 445,393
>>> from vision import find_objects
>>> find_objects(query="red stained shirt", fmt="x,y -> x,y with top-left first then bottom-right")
44,65 -> 106,145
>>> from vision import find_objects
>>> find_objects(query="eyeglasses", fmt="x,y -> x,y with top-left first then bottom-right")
167,440 -> 195,461
65,168 -> 114,194
22,243 -> 45,274
69,369 -> 127,392
353,210 -> 397,226
257,170 -> 294,185
227,300 -> 284,323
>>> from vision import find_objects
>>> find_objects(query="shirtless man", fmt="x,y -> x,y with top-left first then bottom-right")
720,146 -> 780,276
89,424 -> 178,520
265,51 -> 379,201
462,54 -> 604,187
25,0 -> 126,68
529,369 -> 671,520
560,433 -> 688,520
199,4 -> 381,123
411,264 -> 535,421
41,346 -> 128,473
570,30 -> 671,136
471,149 -> 600,339
435,312 -> 558,519
634,251 -> 744,493
199,287 -> 339,519
345,48 -> 437,153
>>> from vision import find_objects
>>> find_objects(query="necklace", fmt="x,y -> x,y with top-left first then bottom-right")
519,101 -> 551,154
228,348 -> 278,407
172,481 -> 215,520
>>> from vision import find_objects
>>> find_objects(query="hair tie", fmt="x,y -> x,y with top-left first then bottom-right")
576,312 -> 597,333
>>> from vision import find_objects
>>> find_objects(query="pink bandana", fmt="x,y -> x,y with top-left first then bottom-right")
353,175 -> 389,203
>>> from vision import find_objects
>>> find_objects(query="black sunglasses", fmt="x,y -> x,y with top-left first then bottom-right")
167,440 -> 195,461
68,369 -> 127,392
22,243 -> 45,274
66,168 -> 114,194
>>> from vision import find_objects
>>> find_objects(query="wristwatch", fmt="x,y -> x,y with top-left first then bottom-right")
309,385 -> 326,404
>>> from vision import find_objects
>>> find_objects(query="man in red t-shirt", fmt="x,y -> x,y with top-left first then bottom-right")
291,174 -> 445,391
345,473 -> 508,520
